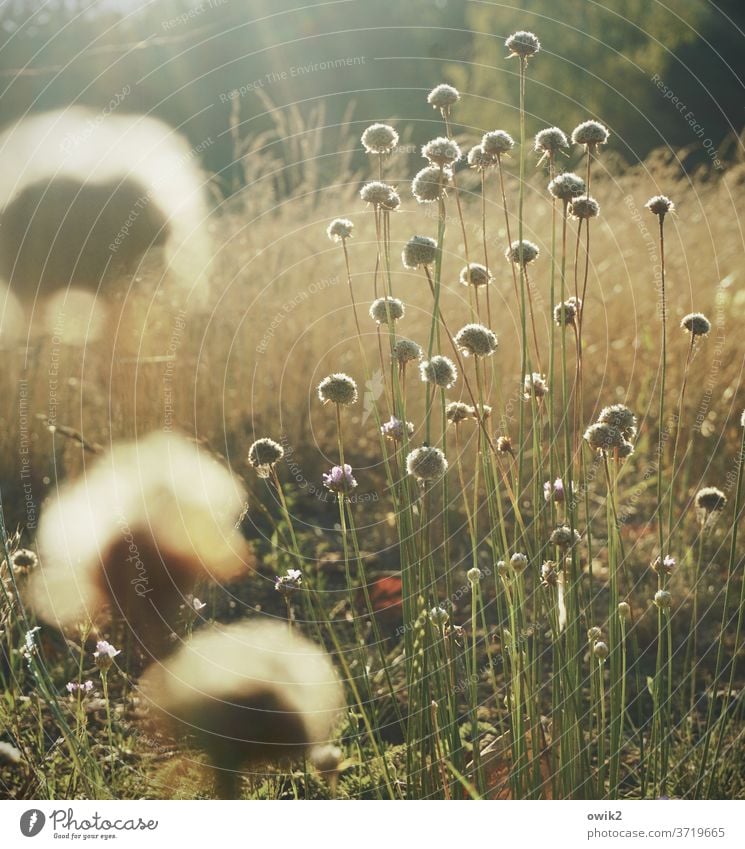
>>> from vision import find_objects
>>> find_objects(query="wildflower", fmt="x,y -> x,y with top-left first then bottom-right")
524,372 -> 549,400
455,323 -> 498,357
652,554 -> 676,576
534,127 -> 569,162
543,478 -> 566,503
412,165 -> 451,203
459,263 -> 492,288
139,620 -> 343,771
380,416 -> 414,442
548,172 -> 586,202
569,195 -> 600,220
496,436 -> 514,456
402,235 -> 438,269
93,640 -> 120,672
406,446 -> 448,482
482,130 -> 515,157
593,641 -> 610,661
318,373 -> 358,406
654,590 -> 672,610
326,218 -> 354,242
550,525 -> 581,551
598,404 -> 637,440
681,312 -> 711,337
275,569 -> 302,597
571,120 -> 610,148
506,30 -> 540,59
361,123 -> 398,154
584,422 -> 624,453
427,83 -> 460,112
322,465 -> 358,493
467,567 -> 482,585
496,560 -> 509,580
646,195 -> 674,218
420,355 -> 458,389
392,338 -> 422,365
695,486 -> 727,525
554,297 -> 581,325
587,627 -> 602,642
0,741 -> 22,765
422,136 -> 461,168
429,606 -> 450,627
446,401 -> 474,425
541,561 -> 558,587
473,404 -> 492,421
467,144 -> 492,170
510,552 -> 529,574
506,239 -> 539,265
618,602 -> 631,620
10,548 -> 38,574
66,680 -> 94,695
370,296 -> 405,325
617,440 -> 635,460
248,437 -> 284,478
360,181 -> 400,210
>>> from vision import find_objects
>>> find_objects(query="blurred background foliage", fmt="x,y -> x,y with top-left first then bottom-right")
0,0 -> 743,192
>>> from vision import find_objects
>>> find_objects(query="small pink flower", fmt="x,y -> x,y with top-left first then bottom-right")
93,640 -> 120,671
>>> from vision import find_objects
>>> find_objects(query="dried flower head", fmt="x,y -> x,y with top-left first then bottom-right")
467,567 -> 482,585
482,130 -> 515,157
695,486 -> 727,525
571,120 -> 610,147
584,422 -> 625,453
618,601 -> 631,620
429,606 -> 450,626
455,323 -> 498,358
510,552 -> 529,574
646,195 -> 674,217
617,440 -> 635,460
473,404 -> 492,421
598,404 -> 637,440
93,640 -> 120,672
459,262 -> 492,287
275,568 -> 302,597
654,589 -> 672,610
569,195 -> 600,220
652,555 -> 676,576
593,641 -> 609,661
248,437 -> 284,477
361,123 -> 398,154
540,561 -> 558,587
534,127 -> 569,159
326,218 -> 354,242
550,525 -> 581,551
392,338 -> 422,365
506,30 -> 540,59
402,235 -> 438,269
370,296 -> 405,325
506,239 -> 539,265
318,373 -> 358,406
406,446 -> 449,482
681,312 -> 711,337
380,416 -> 415,442
420,355 -> 458,389
427,83 -> 460,111
446,401 -> 474,425
322,464 -> 358,493
548,172 -> 586,202
412,165 -> 451,203
543,478 -> 566,503
360,181 -> 400,210
496,435 -> 514,456
467,144 -> 492,170
422,136 -> 462,168
523,372 -> 549,400
554,297 -> 581,326
10,548 -> 38,573
587,626 -> 602,642
140,620 -> 343,771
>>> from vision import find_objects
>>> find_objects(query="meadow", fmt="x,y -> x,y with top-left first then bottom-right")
1,29 -> 745,801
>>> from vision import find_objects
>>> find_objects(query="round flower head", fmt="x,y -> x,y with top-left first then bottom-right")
473,403 -> 492,421
326,217 -> 354,242
429,606 -> 450,626
654,589 -> 672,610
427,83 -> 460,111
554,296 -> 581,326
510,552 -> 529,573
248,437 -> 285,478
467,144 -> 492,170
618,601 -> 631,620
360,181 -> 400,210
467,567 -> 482,585
550,524 -> 581,551
412,165 -> 451,203
380,416 -> 414,442
571,120 -> 610,148
646,195 -> 674,217
422,136 -> 462,168
569,195 -> 600,220
695,486 -> 727,524
482,130 -> 515,157
93,640 -> 120,672
652,555 -> 676,576
370,296 -> 405,325
139,620 -> 343,772
460,262 -> 492,288
523,372 -> 549,400
392,337 -> 422,365
420,355 -> 458,389
361,123 -> 398,154
598,404 -> 637,440
311,744 -> 343,778
548,172 -> 586,202
593,641 -> 609,661
406,446 -> 448,482
318,373 -> 358,406
506,239 -> 539,265
496,435 -> 514,456
541,561 -> 558,587
681,312 -> 711,337
446,401 -> 474,425
275,568 -> 302,597
534,127 -> 569,160
506,30 -> 540,59
617,440 -> 635,460
584,422 -> 624,453
402,235 -> 438,269
11,548 -> 38,573
587,626 -> 602,642
544,477 -> 566,503
455,323 -> 498,357
323,464 -> 358,493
